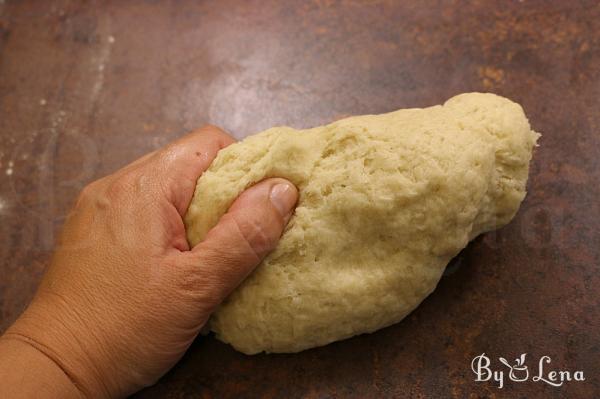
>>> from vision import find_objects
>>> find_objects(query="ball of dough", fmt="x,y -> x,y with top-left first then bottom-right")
184,93 -> 539,354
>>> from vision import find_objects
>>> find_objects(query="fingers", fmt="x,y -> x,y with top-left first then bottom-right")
129,125 -> 236,216
164,126 -> 236,216
183,178 -> 298,309
159,125 -> 235,179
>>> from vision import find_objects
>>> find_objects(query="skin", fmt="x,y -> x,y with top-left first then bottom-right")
0,125 -> 299,398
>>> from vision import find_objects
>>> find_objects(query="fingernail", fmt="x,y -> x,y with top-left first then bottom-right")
270,182 -> 297,219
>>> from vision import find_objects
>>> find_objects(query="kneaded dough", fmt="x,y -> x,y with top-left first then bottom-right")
185,93 -> 539,354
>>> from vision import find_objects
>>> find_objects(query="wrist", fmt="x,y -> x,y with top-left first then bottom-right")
5,294 -> 113,399
0,334 -> 84,399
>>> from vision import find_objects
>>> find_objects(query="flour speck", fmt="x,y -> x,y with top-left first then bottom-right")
6,160 -> 14,176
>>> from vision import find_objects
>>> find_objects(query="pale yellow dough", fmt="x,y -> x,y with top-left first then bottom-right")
184,93 -> 539,354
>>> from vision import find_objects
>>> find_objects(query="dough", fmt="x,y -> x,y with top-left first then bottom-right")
184,93 -> 539,354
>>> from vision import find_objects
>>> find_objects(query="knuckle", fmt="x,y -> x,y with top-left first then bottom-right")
105,177 -> 131,200
230,214 -> 275,259
76,180 -> 101,204
198,124 -> 233,143
92,172 -> 162,211
200,124 -> 223,134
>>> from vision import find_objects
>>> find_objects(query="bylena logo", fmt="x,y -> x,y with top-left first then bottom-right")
471,353 -> 585,389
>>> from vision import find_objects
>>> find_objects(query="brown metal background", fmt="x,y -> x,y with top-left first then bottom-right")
1,1 -> 599,398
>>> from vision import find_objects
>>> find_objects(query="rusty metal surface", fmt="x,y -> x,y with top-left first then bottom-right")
1,1 -> 599,398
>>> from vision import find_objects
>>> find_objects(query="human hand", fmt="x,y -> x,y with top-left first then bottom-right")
0,126 -> 298,398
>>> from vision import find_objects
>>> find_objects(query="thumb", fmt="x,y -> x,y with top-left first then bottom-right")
183,178 -> 298,308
